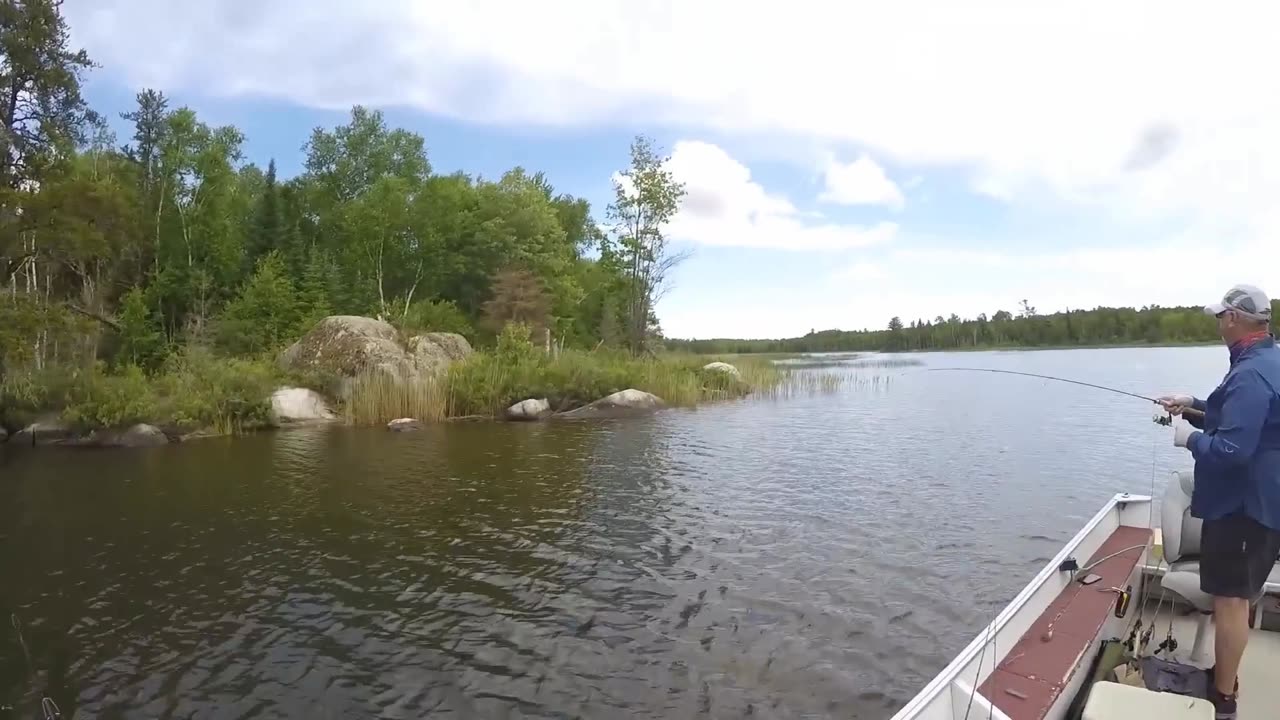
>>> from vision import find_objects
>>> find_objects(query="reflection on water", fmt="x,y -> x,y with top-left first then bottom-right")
0,347 -> 1227,718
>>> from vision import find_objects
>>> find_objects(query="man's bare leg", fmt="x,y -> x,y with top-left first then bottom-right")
1213,596 -> 1250,695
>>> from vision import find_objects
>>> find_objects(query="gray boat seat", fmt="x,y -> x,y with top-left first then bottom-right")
1159,471 -> 1213,662
1160,471 -> 1212,611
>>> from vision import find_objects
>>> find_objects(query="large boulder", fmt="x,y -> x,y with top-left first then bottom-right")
407,332 -> 473,375
559,389 -> 665,419
270,387 -> 336,424
506,398 -> 551,421
279,317 -> 472,397
702,361 -> 741,377
279,316 -> 413,388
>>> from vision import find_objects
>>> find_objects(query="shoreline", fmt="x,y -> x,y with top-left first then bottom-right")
710,341 -> 1220,357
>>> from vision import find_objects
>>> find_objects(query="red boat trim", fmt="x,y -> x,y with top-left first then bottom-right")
978,525 -> 1150,720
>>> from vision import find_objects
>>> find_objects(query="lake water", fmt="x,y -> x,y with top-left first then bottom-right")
0,347 -> 1230,719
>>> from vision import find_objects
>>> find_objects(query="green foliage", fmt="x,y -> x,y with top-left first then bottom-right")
494,322 -> 538,365
116,286 -> 166,369
399,299 -> 473,338
152,349 -> 278,433
214,251 -> 300,355
0,0 -> 97,189
670,305 -> 1231,354
607,135 -> 687,354
61,363 -> 155,429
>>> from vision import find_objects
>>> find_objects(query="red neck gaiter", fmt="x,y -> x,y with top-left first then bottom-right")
1229,330 -> 1272,363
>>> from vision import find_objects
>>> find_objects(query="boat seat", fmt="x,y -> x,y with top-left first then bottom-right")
1159,471 -> 1268,663
1159,471 -> 1214,662
1082,681 -> 1213,719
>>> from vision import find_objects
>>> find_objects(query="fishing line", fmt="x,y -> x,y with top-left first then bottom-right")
8,615 -> 62,720
925,368 -> 1203,417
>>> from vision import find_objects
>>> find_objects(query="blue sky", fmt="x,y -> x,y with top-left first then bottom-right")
66,0 -> 1279,339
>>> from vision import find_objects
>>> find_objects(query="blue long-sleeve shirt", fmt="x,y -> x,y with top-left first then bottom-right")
1187,336 -> 1280,530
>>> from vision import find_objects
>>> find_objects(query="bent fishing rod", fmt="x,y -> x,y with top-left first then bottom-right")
925,367 -> 1204,418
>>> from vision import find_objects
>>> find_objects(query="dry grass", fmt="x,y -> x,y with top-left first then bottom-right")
342,350 -> 862,425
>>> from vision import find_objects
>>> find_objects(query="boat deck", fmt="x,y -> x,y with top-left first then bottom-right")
1149,601 -> 1280,719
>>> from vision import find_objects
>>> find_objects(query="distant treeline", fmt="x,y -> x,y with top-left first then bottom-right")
668,302 -> 1280,354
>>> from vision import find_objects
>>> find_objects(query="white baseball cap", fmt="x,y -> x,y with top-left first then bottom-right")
1205,284 -> 1272,321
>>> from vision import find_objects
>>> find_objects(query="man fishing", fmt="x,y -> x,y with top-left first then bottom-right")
1160,283 -> 1280,720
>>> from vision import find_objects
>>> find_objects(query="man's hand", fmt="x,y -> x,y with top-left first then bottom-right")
1158,393 -> 1196,416
1174,420 -> 1197,448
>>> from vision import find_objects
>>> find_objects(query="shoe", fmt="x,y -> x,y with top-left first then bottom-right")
1208,688 -> 1238,720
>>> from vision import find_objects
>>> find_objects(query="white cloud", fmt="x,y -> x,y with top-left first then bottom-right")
64,0 -> 1280,237
832,261 -> 889,282
63,0 -> 1280,337
819,154 -> 904,209
662,140 -> 897,251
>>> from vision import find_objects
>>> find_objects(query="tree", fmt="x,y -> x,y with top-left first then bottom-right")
607,136 -> 687,354
215,252 -> 299,355
0,0 -> 96,192
115,286 -> 164,369
296,247 -> 336,328
246,159 -> 282,264
481,267 -> 552,337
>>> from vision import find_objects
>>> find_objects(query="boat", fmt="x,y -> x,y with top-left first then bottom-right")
892,472 -> 1280,720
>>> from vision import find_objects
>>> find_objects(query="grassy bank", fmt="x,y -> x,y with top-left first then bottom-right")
0,349 -> 282,435
344,349 -> 786,425
1,325 -> 860,436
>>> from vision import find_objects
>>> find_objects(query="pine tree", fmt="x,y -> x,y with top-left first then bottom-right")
215,252 -> 299,355
116,286 -> 164,369
297,247 -> 335,328
247,159 -> 283,265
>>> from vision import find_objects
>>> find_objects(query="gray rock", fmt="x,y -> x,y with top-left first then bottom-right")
702,361 -> 741,377
407,332 -> 473,375
112,424 -> 170,448
11,420 -> 78,446
506,398 -> 551,421
270,387 -> 337,424
66,424 -> 170,448
280,316 -> 472,398
387,418 -> 423,432
559,389 -> 665,419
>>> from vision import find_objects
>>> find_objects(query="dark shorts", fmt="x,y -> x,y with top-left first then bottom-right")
1200,513 -> 1280,599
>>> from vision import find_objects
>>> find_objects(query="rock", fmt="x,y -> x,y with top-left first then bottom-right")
387,418 -> 423,432
11,420 -> 78,446
407,332 -> 473,375
280,316 -> 473,397
702,361 -> 741,377
63,424 -> 170,448
111,424 -> 170,448
559,389 -> 665,419
279,315 -> 413,390
506,398 -> 551,421
270,387 -> 336,424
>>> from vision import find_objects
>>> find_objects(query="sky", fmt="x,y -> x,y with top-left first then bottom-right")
63,0 -> 1280,340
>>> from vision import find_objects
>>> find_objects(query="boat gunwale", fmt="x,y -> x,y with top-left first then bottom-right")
889,492 -> 1152,720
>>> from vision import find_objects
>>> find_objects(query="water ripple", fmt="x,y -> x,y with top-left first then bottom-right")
0,347 -> 1227,718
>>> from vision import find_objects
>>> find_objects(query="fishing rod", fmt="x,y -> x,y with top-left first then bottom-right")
925,368 -> 1204,418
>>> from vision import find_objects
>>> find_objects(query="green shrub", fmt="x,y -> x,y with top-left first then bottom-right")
398,299 -> 475,339
154,349 -> 280,433
61,364 -> 155,429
